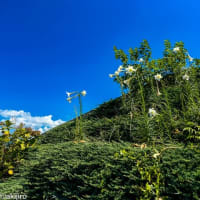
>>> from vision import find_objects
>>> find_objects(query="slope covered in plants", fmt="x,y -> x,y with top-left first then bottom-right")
41,40 -> 200,146
1,40 -> 200,200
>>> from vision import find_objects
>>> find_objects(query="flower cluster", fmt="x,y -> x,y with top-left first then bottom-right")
109,64 -> 137,78
173,46 -> 194,62
66,90 -> 87,103
110,44 -> 194,123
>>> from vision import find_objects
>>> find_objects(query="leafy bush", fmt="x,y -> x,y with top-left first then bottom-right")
0,177 -> 26,194
15,142 -> 200,200
0,121 -> 40,178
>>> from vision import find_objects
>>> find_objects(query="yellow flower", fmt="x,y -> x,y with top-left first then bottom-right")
25,133 -> 31,138
21,143 -> 26,150
8,169 -> 14,175
4,131 -> 9,136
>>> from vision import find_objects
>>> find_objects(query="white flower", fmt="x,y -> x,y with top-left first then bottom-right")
67,97 -> 72,103
188,53 -> 193,62
173,47 -> 180,52
182,74 -> 189,81
81,90 -> 87,96
115,70 -> 120,76
109,74 -> 114,78
148,108 -> 158,117
139,58 -> 144,63
154,74 -> 162,81
66,91 -> 72,97
117,65 -> 123,72
126,66 -> 136,74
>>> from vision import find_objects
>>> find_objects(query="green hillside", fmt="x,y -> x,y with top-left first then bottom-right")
39,97 -> 124,144
1,40 -> 200,200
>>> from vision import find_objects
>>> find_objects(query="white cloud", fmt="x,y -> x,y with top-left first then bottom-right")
0,109 -> 65,133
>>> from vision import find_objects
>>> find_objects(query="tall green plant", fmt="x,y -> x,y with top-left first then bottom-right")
110,40 -> 200,143
66,90 -> 87,140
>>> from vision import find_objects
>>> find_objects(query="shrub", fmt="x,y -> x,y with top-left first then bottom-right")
17,142 -> 200,200
0,121 -> 40,178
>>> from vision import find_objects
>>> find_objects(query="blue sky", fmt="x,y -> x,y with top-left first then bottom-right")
0,0 -> 200,131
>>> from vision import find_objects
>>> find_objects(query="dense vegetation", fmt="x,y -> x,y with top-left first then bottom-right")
0,121 -> 40,178
1,40 -> 200,200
